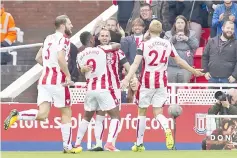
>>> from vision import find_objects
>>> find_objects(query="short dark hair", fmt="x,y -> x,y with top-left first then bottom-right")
223,20 -> 234,27
106,17 -> 118,25
80,31 -> 92,46
140,3 -> 152,10
55,15 -> 69,29
99,28 -> 110,36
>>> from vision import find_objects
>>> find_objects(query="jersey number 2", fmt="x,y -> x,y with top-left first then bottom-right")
87,59 -> 96,72
148,50 -> 167,66
45,43 -> 52,60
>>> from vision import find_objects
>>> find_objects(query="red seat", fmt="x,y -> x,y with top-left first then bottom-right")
192,47 -> 208,83
200,28 -> 210,47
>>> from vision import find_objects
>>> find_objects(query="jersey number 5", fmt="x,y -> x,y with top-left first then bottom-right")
148,50 -> 168,66
87,59 -> 96,72
45,43 -> 52,60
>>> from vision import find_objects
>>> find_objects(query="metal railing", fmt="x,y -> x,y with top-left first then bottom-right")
0,43 -> 43,65
0,43 -> 42,52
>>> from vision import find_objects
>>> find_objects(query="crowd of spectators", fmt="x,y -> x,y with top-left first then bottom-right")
69,0 -> 237,85
1,0 -> 237,84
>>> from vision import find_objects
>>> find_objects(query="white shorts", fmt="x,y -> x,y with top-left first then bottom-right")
136,87 -> 167,108
37,85 -> 71,108
84,89 -> 119,112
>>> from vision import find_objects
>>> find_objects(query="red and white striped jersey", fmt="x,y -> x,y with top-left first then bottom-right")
99,45 -> 127,89
137,37 -> 179,89
77,47 -> 113,91
38,31 -> 70,85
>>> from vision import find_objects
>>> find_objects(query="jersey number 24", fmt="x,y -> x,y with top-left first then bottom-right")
148,50 -> 168,66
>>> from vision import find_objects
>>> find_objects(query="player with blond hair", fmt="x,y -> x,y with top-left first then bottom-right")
121,20 -> 204,151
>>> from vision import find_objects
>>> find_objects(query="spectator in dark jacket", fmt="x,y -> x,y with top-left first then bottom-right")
164,15 -> 199,83
139,3 -> 166,37
151,0 -> 171,32
168,1 -> 183,26
139,3 -> 153,33
105,17 -> 125,38
120,18 -> 145,77
68,43 -> 80,82
208,89 -> 237,115
202,20 -> 237,83
125,2 -> 169,36
112,0 -> 134,31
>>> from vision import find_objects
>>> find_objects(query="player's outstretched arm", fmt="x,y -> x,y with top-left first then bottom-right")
123,62 -> 137,79
110,43 -> 121,50
35,47 -> 43,66
99,43 -> 121,53
172,55 -> 204,77
121,55 -> 142,89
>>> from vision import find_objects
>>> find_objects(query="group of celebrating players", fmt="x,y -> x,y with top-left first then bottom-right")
4,15 -> 204,153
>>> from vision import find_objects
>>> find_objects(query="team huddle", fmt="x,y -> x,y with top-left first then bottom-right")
4,15 -> 204,153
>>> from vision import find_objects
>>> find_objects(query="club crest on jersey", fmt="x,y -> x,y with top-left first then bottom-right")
66,99 -> 71,105
63,38 -> 70,50
193,113 -> 207,135
64,44 -> 69,50
107,53 -> 115,65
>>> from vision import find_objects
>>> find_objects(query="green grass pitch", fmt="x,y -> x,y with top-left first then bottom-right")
2,151 -> 237,158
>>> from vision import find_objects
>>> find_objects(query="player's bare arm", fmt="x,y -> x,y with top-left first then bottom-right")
35,47 -> 43,66
121,55 -> 143,89
58,50 -> 73,86
172,55 -> 204,77
123,62 -> 138,91
110,42 -> 121,50
98,43 -> 120,53
123,62 -> 137,79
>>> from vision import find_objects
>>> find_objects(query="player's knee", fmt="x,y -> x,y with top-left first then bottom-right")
84,111 -> 95,122
83,116 -> 92,122
36,112 -> 49,121
153,107 -> 163,118
138,107 -> 147,116
96,110 -> 105,116
61,115 -> 71,124
108,107 -> 120,119
60,107 -> 72,116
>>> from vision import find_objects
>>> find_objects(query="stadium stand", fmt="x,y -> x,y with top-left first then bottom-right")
0,1 -> 112,102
